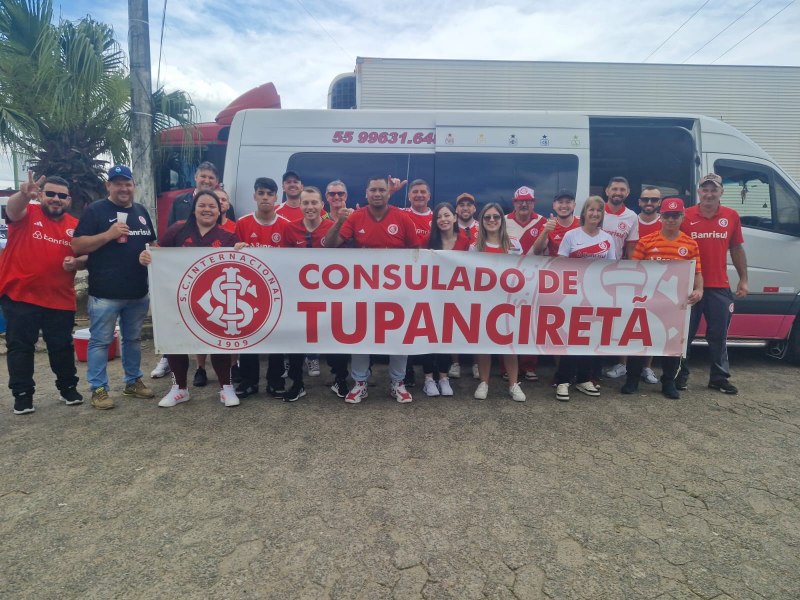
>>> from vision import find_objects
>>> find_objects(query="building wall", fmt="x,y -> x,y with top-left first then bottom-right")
355,58 -> 800,184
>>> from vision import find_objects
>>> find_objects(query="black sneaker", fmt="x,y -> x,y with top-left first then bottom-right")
675,372 -> 689,390
235,382 -> 258,398
331,379 -> 348,398
266,383 -> 286,398
230,363 -> 242,384
283,384 -> 306,402
708,380 -> 738,395
192,367 -> 208,387
662,381 -> 681,399
60,387 -> 84,405
620,381 -> 639,394
13,394 -> 35,415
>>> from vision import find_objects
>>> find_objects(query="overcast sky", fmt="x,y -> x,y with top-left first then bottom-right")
2,0 -> 798,186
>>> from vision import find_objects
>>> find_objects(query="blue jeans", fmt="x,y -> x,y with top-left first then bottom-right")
351,354 -> 407,383
87,295 -> 149,391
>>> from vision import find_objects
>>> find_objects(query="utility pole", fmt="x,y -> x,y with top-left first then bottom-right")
128,0 -> 156,228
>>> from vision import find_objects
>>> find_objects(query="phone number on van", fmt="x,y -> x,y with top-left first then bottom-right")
331,130 -> 436,145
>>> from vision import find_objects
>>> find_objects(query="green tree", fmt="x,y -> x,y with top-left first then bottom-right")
0,0 -> 197,212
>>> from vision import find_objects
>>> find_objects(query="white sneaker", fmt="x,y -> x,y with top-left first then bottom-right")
472,364 -> 480,379
474,381 -> 488,399
150,357 -> 171,379
158,385 -> 189,407
556,383 -> 570,402
605,363 -> 627,379
438,377 -> 454,396
423,378 -> 440,397
345,380 -> 368,404
641,367 -> 658,384
448,363 -> 461,379
509,382 -> 526,402
575,381 -> 601,397
391,381 -> 413,403
306,358 -> 320,377
220,384 -> 240,407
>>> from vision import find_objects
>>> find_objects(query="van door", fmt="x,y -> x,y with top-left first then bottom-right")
704,154 -> 800,340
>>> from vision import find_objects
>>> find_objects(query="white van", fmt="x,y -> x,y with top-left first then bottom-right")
223,109 -> 800,363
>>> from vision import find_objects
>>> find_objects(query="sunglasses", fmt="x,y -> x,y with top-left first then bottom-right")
327,191 -> 346,197
639,197 -> 660,203
483,214 -> 502,222
660,212 -> 683,219
44,190 -> 69,200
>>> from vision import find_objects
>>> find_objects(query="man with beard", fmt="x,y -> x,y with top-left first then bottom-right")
275,170 -> 306,222
0,172 -> 86,414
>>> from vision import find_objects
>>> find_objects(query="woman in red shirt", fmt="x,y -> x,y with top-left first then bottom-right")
470,203 -> 525,402
139,190 -> 244,408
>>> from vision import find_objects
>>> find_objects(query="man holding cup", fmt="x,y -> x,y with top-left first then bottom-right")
71,165 -> 157,409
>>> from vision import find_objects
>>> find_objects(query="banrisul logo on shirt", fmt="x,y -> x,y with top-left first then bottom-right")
178,252 -> 283,349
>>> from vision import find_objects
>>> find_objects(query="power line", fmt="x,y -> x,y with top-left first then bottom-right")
682,0 -> 763,63
156,0 -> 168,90
294,0 -> 353,61
711,0 -> 795,63
643,0 -> 711,62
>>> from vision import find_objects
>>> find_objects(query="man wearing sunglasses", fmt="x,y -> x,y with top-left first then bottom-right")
0,172 -> 87,415
325,180 -> 349,222
637,187 -> 663,238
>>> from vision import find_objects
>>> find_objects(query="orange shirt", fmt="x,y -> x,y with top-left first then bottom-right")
633,231 -> 702,273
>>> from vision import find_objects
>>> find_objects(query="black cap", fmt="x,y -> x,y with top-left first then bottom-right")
554,189 -> 575,200
282,170 -> 301,182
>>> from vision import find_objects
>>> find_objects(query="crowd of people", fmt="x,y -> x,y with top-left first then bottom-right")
0,161 -> 748,415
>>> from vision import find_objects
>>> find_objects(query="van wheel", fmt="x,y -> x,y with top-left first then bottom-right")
787,318 -> 800,365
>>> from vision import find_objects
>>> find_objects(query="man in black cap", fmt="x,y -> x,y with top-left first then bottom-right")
275,170 -> 305,222
72,165 -> 157,410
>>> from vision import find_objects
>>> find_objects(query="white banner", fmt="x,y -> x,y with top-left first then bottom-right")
149,248 -> 694,356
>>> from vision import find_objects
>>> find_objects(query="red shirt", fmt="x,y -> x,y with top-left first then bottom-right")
505,213 -> 546,255
681,204 -> 744,288
339,206 -> 419,249
459,221 -> 479,245
234,213 -> 289,248
633,231 -> 702,273
0,204 -> 79,310
219,219 -> 237,233
276,203 -> 327,222
545,217 -> 580,255
402,208 -> 433,243
637,216 -> 661,238
284,219 -> 334,248
421,229 -> 471,251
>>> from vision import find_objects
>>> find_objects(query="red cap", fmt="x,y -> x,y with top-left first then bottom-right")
513,186 -> 535,202
660,197 -> 685,213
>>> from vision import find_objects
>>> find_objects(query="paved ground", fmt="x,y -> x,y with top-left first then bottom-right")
1,338 -> 798,599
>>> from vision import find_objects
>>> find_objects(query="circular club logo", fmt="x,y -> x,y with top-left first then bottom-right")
139,215 -> 147,225
178,255 -> 282,349
529,228 -> 539,238
678,246 -> 688,256
599,240 -> 609,251
66,228 -> 75,237
387,224 -> 399,235
271,233 -> 282,244
618,222 -> 629,232
719,218 -> 729,227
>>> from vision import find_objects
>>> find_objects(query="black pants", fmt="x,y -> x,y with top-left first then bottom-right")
326,354 -> 349,381
422,354 -> 450,376
1,296 -> 78,399
554,355 -> 596,385
238,353 -> 303,388
627,356 -> 680,384
679,287 -> 733,384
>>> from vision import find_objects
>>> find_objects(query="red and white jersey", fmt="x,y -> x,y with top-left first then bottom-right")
0,204 -> 78,310
284,219 -> 334,248
339,206 -> 419,249
637,215 -> 661,239
505,213 -> 546,255
681,204 -> 744,288
219,218 -> 237,233
234,213 -> 289,247
558,227 -> 617,259
403,208 -> 433,242
543,216 -> 580,256
469,237 -> 523,255
603,205 -> 639,257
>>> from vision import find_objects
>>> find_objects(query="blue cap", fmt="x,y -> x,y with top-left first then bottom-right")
108,165 -> 133,181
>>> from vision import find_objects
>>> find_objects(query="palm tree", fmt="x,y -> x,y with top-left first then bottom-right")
0,0 -> 197,212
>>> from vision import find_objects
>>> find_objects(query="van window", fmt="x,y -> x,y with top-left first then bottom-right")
287,152 -> 434,207
714,160 -> 800,236
434,152 -> 578,214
